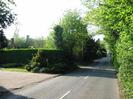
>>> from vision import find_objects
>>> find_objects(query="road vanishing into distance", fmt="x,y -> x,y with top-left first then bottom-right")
2,57 -> 120,99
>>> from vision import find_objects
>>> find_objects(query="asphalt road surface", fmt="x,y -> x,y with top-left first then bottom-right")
1,57 -> 120,99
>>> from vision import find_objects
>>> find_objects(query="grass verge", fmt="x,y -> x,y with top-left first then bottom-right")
0,67 -> 27,72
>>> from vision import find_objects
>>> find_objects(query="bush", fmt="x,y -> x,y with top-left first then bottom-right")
25,50 -> 48,72
46,63 -> 78,73
32,67 -> 41,73
83,37 -> 106,63
25,50 -> 78,73
46,63 -> 67,73
39,67 -> 45,73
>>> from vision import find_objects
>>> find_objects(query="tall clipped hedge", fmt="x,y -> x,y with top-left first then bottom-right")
116,33 -> 133,99
0,49 -> 64,64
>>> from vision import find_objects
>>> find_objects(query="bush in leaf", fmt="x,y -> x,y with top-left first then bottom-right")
25,50 -> 48,72
25,50 -> 78,73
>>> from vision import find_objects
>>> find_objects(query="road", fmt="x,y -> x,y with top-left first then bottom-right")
1,57 -> 120,99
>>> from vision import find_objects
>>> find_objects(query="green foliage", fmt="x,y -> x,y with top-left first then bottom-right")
25,50 -> 48,72
12,33 -> 28,48
0,49 -> 63,64
1,49 -> 78,73
84,0 -> 133,98
25,50 -> 78,73
1,67 -> 27,72
10,33 -> 45,48
57,10 -> 88,60
0,0 -> 16,29
33,37 -> 45,48
116,34 -> 133,99
83,36 -> 106,62
53,25 -> 63,49
0,30 -> 8,49
45,32 -> 56,49
0,63 -> 23,68
0,49 -> 37,64
46,63 -> 78,73
0,0 -> 15,49
51,10 -> 105,63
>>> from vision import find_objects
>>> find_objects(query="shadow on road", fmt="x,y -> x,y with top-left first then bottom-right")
65,57 -> 116,79
0,86 -> 34,99
65,67 -> 116,79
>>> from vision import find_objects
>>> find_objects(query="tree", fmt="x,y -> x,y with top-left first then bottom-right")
0,0 -> 16,49
83,36 -> 105,62
58,10 -> 88,57
12,33 -> 27,48
45,31 -> 56,49
12,33 -> 45,48
0,0 -> 16,29
53,25 -> 63,49
83,37 -> 96,61
84,0 -> 133,98
33,37 -> 45,48
0,30 -> 8,49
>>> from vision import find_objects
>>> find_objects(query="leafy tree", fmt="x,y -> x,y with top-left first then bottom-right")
83,36 -> 106,62
12,33 -> 27,48
0,0 -> 15,29
58,10 -> 88,57
0,0 -> 16,49
12,33 -> 45,48
45,31 -> 56,49
84,0 -> 133,98
0,30 -> 8,49
33,37 -> 45,48
53,25 -> 63,49
83,36 -> 96,62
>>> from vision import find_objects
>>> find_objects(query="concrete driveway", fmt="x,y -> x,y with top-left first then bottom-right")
0,71 -> 58,93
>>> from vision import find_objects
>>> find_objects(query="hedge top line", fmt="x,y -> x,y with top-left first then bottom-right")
2,48 -> 58,51
0,49 -> 64,64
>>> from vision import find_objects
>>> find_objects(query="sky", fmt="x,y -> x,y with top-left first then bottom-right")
5,0 -> 86,39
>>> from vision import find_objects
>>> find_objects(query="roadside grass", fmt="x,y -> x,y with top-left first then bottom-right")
0,67 -> 28,72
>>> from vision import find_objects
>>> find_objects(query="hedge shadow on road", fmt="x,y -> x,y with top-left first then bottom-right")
0,86 -> 34,99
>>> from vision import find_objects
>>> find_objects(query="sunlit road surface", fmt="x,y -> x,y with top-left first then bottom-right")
2,57 -> 120,99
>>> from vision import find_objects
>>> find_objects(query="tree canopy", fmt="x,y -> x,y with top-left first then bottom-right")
53,25 -> 63,49
58,10 -> 88,56
0,0 -> 16,49
0,30 -> 8,49
0,0 -> 16,29
84,0 -> 133,98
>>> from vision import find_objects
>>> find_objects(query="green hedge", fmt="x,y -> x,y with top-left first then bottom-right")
0,49 -> 64,64
25,50 -> 78,74
115,34 -> 133,99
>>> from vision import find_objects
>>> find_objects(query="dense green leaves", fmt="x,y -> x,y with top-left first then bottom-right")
59,10 -> 88,57
116,34 -> 133,99
84,0 -> 133,98
53,25 -> 63,49
51,10 -> 105,62
0,0 -> 16,49
25,50 -> 78,73
0,0 -> 16,29
0,30 -> 8,49
83,36 -> 106,62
